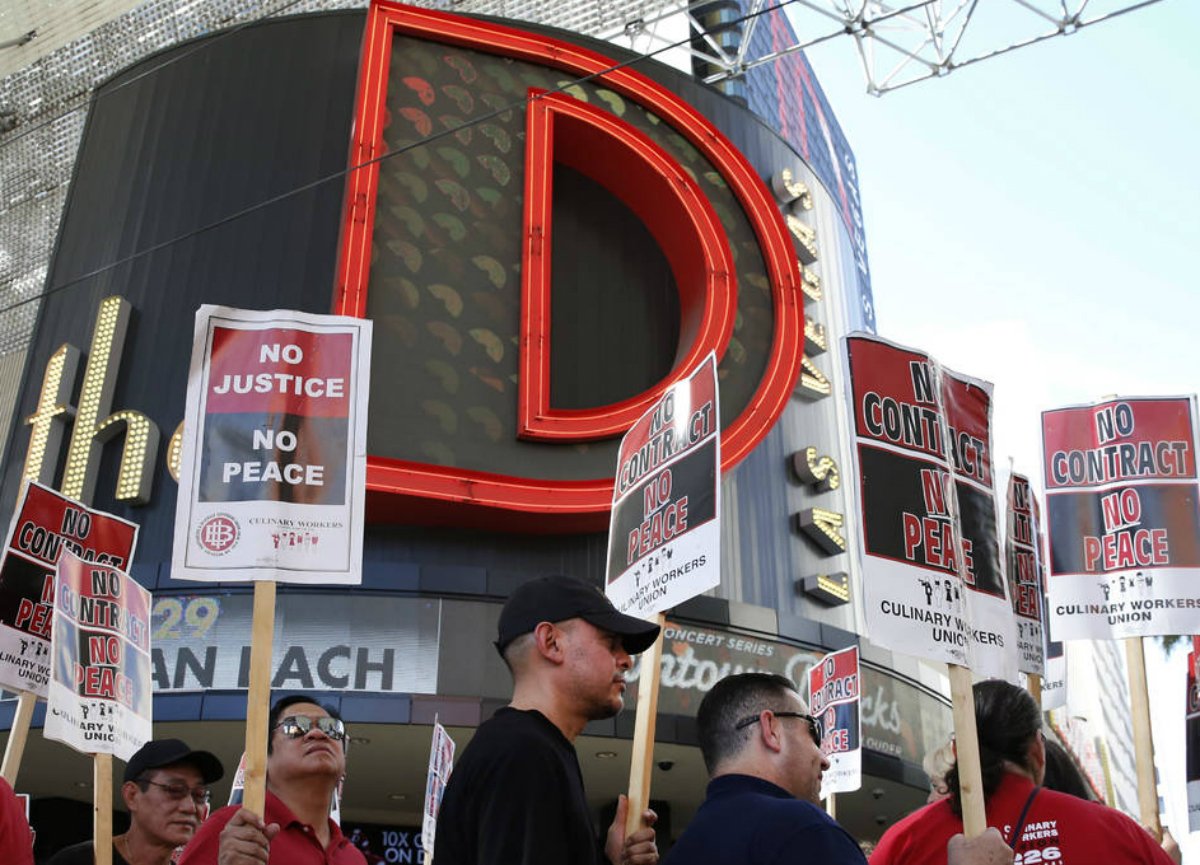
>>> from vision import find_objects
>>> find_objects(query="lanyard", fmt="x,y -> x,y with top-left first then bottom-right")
1006,786 -> 1041,850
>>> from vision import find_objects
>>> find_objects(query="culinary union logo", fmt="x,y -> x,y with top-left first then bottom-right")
197,513 -> 239,555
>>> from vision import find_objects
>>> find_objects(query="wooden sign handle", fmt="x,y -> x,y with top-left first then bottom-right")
242,580 -> 277,817
948,664 -> 986,837
0,691 -> 37,785
624,612 -> 666,836
94,753 -> 112,865
1124,637 -> 1161,839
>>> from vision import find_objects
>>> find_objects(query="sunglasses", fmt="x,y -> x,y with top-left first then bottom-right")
735,710 -> 823,747
275,714 -> 347,742
140,779 -> 211,807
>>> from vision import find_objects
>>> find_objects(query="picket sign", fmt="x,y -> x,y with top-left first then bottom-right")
604,355 -> 721,840
172,306 -> 372,816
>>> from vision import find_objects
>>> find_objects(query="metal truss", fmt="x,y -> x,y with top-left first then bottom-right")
599,0 -> 1168,94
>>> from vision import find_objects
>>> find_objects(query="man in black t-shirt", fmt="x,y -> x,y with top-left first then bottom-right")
434,575 -> 661,865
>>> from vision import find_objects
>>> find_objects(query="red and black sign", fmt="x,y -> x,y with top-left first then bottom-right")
198,326 -> 353,504
1042,397 -> 1200,576
0,483 -> 138,695
848,337 -> 1003,597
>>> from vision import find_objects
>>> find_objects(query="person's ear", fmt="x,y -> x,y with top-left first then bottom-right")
1029,730 -> 1047,782
121,780 -> 140,812
761,711 -> 785,754
533,621 -> 565,664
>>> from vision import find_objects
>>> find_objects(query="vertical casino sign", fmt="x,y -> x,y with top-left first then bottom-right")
172,306 -> 372,584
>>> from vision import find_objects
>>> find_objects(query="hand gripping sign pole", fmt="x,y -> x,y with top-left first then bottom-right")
172,306 -> 372,819
605,354 -> 721,839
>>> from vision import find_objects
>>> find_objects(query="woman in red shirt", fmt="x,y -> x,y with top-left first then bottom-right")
871,680 -> 1174,865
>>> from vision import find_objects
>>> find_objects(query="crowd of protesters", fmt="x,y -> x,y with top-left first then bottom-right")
2,576 -> 1182,865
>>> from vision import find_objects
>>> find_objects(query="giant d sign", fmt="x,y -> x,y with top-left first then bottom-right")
336,2 -> 806,530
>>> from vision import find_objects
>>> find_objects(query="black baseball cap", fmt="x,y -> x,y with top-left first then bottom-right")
123,738 -> 224,784
496,575 -> 661,655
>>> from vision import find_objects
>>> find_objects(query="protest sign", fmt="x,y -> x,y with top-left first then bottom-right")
606,353 -> 720,617
605,353 -> 721,838
172,306 -> 372,584
1040,628 -> 1067,712
807,646 -> 861,797
1041,395 -> 1200,640
421,719 -> 455,864
44,550 -> 152,761
1033,496 -> 1066,710
173,306 -> 371,818
1007,473 -> 1047,676
0,482 -> 138,697
845,334 -> 1016,680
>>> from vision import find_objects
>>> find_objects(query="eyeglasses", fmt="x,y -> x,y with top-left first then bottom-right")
735,711 -> 823,747
275,714 -> 347,742
139,779 -> 211,807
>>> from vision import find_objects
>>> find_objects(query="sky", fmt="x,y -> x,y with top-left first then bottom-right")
796,0 -> 1199,854
799,0 -> 1198,482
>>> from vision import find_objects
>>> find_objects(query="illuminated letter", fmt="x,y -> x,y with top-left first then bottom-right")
517,88 -> 735,441
60,297 -> 161,505
332,3 -> 805,528
791,447 -> 840,492
23,344 -> 80,485
796,356 -> 831,400
795,508 -> 846,554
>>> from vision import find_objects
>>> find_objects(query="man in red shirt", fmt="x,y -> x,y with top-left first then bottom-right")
179,695 -> 364,865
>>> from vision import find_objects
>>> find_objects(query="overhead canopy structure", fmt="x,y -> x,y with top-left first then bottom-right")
598,0 -> 1169,94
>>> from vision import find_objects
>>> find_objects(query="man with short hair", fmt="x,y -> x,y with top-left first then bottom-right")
665,674 -> 1048,865
434,574 -> 662,865
49,738 -> 224,865
178,695 -> 364,865
663,672 -> 864,865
